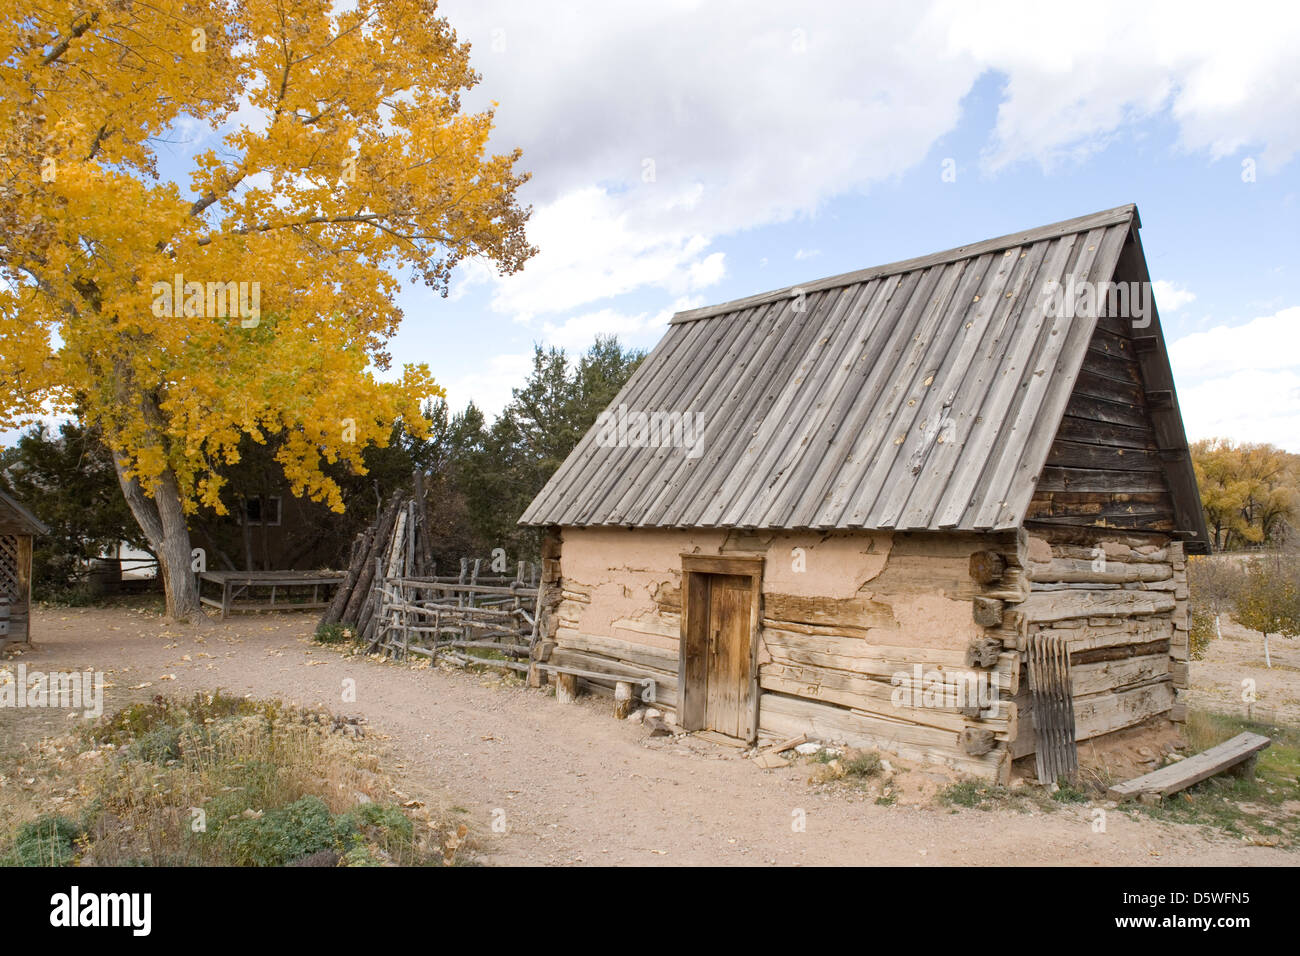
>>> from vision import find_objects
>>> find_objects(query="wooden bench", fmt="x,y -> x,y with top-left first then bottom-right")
1106,732 -> 1272,803
199,571 -> 345,619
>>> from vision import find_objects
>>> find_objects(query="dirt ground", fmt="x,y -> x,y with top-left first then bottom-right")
2,603 -> 1296,866
1187,616 -> 1300,726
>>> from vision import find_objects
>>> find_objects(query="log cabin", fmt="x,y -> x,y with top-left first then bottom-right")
520,204 -> 1210,782
0,489 -> 49,645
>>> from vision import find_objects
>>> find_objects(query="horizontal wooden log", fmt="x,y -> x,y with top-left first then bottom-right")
1070,639 -> 1170,665
1063,391 -> 1151,430
1052,415 -> 1156,451
1027,557 -> 1173,584
1046,439 -> 1164,472
763,593 -> 896,631
1070,367 -> 1145,407
610,613 -> 681,644
549,648 -> 678,707
757,692 -> 1009,782
1070,654 -> 1170,697
553,628 -> 679,671
1035,617 -> 1174,652
1013,679 -> 1175,756
758,663 -> 1014,738
1019,589 -> 1176,623
761,629 -> 1017,685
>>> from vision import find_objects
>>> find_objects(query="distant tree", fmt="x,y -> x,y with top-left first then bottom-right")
0,422 -> 146,596
1191,439 -> 1299,550
415,398 -> 487,572
1234,554 -> 1300,668
460,336 -> 644,558
1187,555 -> 1246,657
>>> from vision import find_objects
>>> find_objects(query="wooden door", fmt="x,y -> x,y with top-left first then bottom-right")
704,573 -> 752,738
680,556 -> 761,740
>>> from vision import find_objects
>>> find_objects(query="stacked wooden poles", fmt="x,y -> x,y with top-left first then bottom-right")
319,470 -> 439,646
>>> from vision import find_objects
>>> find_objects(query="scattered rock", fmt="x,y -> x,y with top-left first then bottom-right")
794,742 -> 821,756
646,716 -> 672,737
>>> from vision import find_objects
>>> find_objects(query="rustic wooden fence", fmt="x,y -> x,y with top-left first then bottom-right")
368,569 -> 538,672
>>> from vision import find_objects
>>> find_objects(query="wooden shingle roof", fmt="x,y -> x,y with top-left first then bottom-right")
521,204 -> 1207,546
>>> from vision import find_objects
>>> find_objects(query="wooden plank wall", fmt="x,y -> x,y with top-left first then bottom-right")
1028,313 -> 1176,532
1010,527 -> 1188,758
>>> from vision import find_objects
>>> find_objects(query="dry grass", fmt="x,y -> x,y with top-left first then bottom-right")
0,692 -> 471,867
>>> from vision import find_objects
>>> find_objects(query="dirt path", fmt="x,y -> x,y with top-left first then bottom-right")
4,605 -> 1295,866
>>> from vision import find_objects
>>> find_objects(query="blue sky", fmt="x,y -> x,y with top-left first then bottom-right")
47,1 -> 1300,451
381,1 -> 1300,450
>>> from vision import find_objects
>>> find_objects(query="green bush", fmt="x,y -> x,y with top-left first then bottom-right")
1,814 -> 84,867
350,803 -> 414,840
219,796 -> 349,867
131,723 -> 186,763
1050,779 -> 1090,803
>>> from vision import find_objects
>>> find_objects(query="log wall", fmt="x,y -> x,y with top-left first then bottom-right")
1010,525 -> 1188,758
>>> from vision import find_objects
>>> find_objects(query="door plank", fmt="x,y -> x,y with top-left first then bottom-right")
705,574 -> 751,737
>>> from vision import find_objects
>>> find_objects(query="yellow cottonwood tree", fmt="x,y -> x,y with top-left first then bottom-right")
1191,439 -> 1300,550
0,1 -> 534,617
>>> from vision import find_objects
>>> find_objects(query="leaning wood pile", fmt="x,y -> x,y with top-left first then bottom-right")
320,488 -> 539,668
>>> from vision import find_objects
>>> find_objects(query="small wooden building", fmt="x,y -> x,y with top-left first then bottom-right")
0,489 -> 49,645
521,204 -> 1210,781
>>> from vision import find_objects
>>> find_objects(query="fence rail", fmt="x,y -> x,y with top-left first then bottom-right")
368,575 -> 539,671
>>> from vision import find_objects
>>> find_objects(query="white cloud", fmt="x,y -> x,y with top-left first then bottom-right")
540,306 -> 673,351
440,0 -> 1300,319
1177,368 -> 1300,450
795,249 -> 822,261
1169,306 -> 1300,451
936,0 -> 1300,172
687,253 -> 727,289
1152,280 -> 1196,313
462,185 -> 724,322
1168,306 -> 1300,377
437,351 -> 534,418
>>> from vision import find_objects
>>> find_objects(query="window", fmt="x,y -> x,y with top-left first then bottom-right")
243,496 -> 282,527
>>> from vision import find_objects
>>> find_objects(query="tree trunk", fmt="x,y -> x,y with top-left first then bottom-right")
1264,632 -> 1272,669
113,457 -> 202,621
